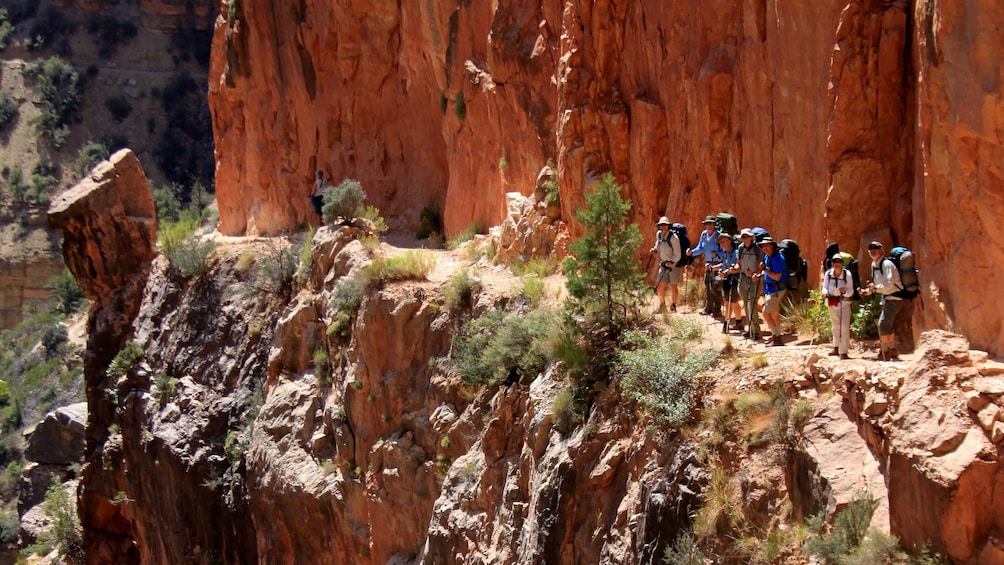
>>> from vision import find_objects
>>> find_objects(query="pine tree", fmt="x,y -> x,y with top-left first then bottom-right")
563,173 -> 646,335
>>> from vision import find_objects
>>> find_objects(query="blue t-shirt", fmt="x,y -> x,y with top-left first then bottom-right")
763,252 -> 788,294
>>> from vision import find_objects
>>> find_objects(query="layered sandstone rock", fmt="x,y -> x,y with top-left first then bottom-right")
209,0 -> 1004,356
48,149 -> 159,564
791,330 -> 1004,562
50,0 -> 216,31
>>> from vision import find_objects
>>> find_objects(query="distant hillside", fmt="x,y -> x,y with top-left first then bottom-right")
0,0 -> 214,330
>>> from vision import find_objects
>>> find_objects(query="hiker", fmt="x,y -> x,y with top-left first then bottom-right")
737,228 -> 764,338
687,215 -> 723,316
758,237 -> 787,346
860,241 -> 902,360
651,216 -> 682,312
711,233 -> 742,331
310,170 -> 325,219
822,253 -> 853,359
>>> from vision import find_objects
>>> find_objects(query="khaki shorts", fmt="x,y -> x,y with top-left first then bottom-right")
656,265 -> 681,285
763,290 -> 786,314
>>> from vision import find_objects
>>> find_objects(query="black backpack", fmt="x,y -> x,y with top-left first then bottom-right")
778,239 -> 805,291
715,213 -> 738,237
670,223 -> 692,267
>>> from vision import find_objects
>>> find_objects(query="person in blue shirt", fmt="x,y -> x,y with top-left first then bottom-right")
758,237 -> 788,346
710,233 -> 742,332
687,216 -> 723,316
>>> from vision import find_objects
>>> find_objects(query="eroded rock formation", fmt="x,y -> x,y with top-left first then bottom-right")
209,0 -> 1004,356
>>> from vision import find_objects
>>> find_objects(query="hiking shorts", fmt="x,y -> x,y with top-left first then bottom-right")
763,290 -> 786,314
656,264 -> 681,285
878,296 -> 904,336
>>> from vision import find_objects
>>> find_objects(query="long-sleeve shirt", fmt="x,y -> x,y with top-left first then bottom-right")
690,229 -> 722,263
871,259 -> 902,300
718,245 -> 739,274
823,268 -> 852,299
654,231 -> 681,265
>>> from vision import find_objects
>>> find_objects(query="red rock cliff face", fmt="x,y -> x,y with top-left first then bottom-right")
209,1 -> 1003,355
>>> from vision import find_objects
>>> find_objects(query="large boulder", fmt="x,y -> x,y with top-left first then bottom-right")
23,403 -> 87,466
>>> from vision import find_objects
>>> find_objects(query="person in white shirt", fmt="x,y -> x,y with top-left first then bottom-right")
860,241 -> 902,360
650,216 -> 682,312
822,254 -> 853,359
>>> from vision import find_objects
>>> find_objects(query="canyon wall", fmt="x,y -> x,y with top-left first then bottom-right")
208,0 -> 1004,356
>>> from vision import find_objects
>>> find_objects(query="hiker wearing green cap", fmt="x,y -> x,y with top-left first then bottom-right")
650,216 -> 682,312
687,215 -> 723,316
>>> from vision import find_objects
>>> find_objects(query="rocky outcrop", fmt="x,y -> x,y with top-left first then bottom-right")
50,0 -> 216,31
790,330 -> 1004,562
208,1 -> 1004,356
48,149 -> 159,564
0,254 -> 63,332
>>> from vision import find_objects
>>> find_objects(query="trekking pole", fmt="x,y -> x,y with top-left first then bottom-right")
722,275 -> 733,334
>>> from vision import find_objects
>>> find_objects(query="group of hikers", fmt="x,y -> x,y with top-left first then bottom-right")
650,214 -> 919,361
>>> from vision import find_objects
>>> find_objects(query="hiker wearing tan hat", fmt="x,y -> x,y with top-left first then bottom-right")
688,215 -> 724,316
650,216 -> 682,312
737,228 -> 764,339
823,253 -> 853,359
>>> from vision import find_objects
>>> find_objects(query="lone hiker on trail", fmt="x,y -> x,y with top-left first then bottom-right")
737,228 -> 764,339
823,253 -> 852,360
758,237 -> 787,346
687,215 -> 723,316
310,170 -> 325,219
860,241 -> 902,360
651,216 -> 682,312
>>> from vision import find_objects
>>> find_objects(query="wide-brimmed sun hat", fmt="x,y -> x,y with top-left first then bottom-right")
657,216 -> 671,226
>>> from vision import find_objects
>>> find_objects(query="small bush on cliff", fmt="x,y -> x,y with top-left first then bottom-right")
804,493 -> 894,564
104,94 -> 133,123
616,330 -> 718,429
361,250 -> 435,286
450,308 -> 558,386
243,240 -> 297,300
0,92 -> 17,132
321,179 -> 366,224
562,173 -> 647,338
294,227 -> 315,284
328,278 -> 361,337
21,56 -> 82,147
444,268 -> 481,312
542,159 -> 560,207
25,479 -> 83,561
160,208 -> 216,279
107,341 -> 143,379
72,141 -> 111,179
851,293 -> 881,339
45,269 -> 85,316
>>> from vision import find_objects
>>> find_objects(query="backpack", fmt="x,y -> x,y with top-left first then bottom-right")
778,239 -> 804,291
823,242 -> 840,272
888,246 -> 920,299
751,227 -> 770,245
838,251 -> 862,300
715,213 -> 738,237
670,223 -> 693,266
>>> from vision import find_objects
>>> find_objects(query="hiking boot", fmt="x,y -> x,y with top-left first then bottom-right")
840,354 -> 850,360
886,349 -> 900,360
828,348 -> 839,356
670,303 -> 677,312
771,335 -> 784,347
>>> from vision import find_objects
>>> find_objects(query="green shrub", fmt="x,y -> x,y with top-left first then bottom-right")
551,385 -> 583,434
454,91 -> 466,120
804,493 -> 880,563
451,308 -> 559,386
313,348 -> 330,385
664,531 -> 707,565
74,141 -> 110,178
160,213 -> 215,279
294,227 -> 314,284
152,183 -> 182,223
520,276 -> 546,309
358,204 -> 389,233
444,268 -> 481,312
616,331 -> 718,428
40,324 -> 67,353
447,222 -> 481,250
563,173 -> 646,334
46,269 -> 85,316
417,201 -> 441,239
330,278 -> 362,314
28,479 -> 83,561
154,372 -> 177,407
104,94 -> 133,123
361,250 -> 435,285
0,8 -> 13,51
783,290 -> 831,343
542,159 -> 559,207
243,240 -> 297,299
6,166 -> 26,203
851,293 -> 881,339
21,57 -> 82,144
86,13 -> 138,58
321,179 -> 366,223
107,341 -> 143,379
0,92 -> 17,131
